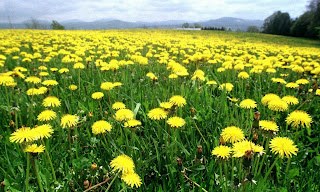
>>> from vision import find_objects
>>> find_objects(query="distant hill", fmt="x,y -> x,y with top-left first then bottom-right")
0,17 -> 263,31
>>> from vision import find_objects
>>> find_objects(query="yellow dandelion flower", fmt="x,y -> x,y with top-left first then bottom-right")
92,120 -> 112,134
160,102 -> 173,109
219,83 -> 234,92
110,154 -> 135,174
228,97 -> 239,102
206,80 -> 217,85
50,68 -> 58,72
124,120 -> 142,128
25,76 -> 41,84
270,137 -> 298,158
43,96 -> 61,107
115,109 -> 134,121
59,68 -> 69,74
112,102 -> 126,110
26,88 -> 40,95
238,71 -> 250,79
296,79 -> 309,85
282,95 -> 299,105
73,62 -> 85,69
259,120 -> 279,132
239,99 -> 257,109
113,82 -> 122,87
167,117 -> 185,128
39,72 -> 49,77
232,140 -> 264,158
24,144 -> 45,153
147,108 -> 168,120
33,124 -> 54,139
91,92 -> 104,99
101,82 -> 114,91
42,80 -> 58,86
9,127 -> 36,143
268,99 -> 288,112
68,84 -> 77,90
261,93 -> 280,106
168,74 -> 178,79
271,78 -> 287,84
60,114 -> 79,128
0,75 -> 15,86
37,110 -> 56,121
286,82 -> 299,88
221,126 -> 245,143
286,110 -> 312,128
169,95 -> 186,107
121,172 -> 142,188
211,145 -> 232,159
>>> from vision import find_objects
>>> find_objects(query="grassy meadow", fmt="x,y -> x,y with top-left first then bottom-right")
0,29 -> 320,191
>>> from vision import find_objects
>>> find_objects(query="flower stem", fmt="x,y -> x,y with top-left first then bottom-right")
41,140 -> 56,182
33,158 -> 45,192
25,153 -> 30,192
105,170 -> 121,192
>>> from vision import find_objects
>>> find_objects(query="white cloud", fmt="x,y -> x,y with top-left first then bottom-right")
0,0 -> 308,23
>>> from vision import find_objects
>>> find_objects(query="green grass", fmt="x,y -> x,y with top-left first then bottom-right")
0,29 -> 320,191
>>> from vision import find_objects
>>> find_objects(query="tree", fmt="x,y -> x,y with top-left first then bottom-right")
25,18 -> 41,29
182,23 -> 189,28
262,11 -> 292,36
51,20 -> 65,30
290,11 -> 313,37
194,23 -> 202,28
246,26 -> 259,33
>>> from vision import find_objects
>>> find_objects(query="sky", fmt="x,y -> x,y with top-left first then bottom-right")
0,0 -> 309,23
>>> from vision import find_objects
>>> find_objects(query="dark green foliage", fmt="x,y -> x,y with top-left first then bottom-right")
262,11 -> 292,36
246,26 -> 259,33
290,11 -> 313,37
51,20 -> 65,30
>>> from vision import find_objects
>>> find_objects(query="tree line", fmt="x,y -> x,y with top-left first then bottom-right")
25,18 -> 65,30
262,0 -> 320,39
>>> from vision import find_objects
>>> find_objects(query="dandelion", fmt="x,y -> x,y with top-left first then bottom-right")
228,97 -> 239,102
59,68 -> 69,74
24,144 -> 45,153
25,76 -> 41,84
168,74 -> 178,79
219,83 -> 234,92
147,108 -> 168,120
296,79 -> 309,85
121,172 -> 142,188
240,99 -> 257,109
206,80 -> 217,85
259,120 -> 279,132
232,140 -> 264,158
261,93 -> 280,106
43,96 -> 61,107
9,127 -> 36,143
271,78 -> 287,84
221,126 -> 245,143
146,72 -> 158,80
91,92 -> 104,100
286,82 -> 299,88
68,84 -> 77,90
238,71 -> 249,79
167,117 -> 185,128
42,80 -> 58,86
169,95 -> 186,107
115,109 -> 134,121
113,82 -> 122,87
110,154 -> 135,174
101,82 -> 114,91
282,95 -> 299,105
33,124 -> 54,139
268,99 -> 288,112
39,72 -> 49,77
286,110 -> 312,128
160,102 -> 173,110
73,62 -> 85,69
269,137 -> 298,158
211,145 -> 232,159
37,110 -> 56,121
124,120 -> 142,128
112,102 -> 126,110
26,88 -> 40,95
92,120 -> 112,134
60,114 -> 79,128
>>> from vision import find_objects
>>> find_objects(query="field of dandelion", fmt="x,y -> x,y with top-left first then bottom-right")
0,29 -> 320,191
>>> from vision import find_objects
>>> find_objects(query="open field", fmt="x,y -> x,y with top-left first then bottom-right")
0,29 -> 320,191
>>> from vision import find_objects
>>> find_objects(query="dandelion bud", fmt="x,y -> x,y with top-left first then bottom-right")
246,83 -> 250,88
104,111 -> 108,115
197,145 -> 202,154
177,157 -> 182,166
253,133 -> 258,143
33,68 -> 37,72
1,180 -> 5,186
88,112 -> 93,118
219,136 -> 226,145
11,111 -> 15,118
83,180 -> 90,189
9,120 -> 15,128
254,111 -> 260,120
91,163 -> 98,170
190,107 -> 195,114
163,76 -> 167,81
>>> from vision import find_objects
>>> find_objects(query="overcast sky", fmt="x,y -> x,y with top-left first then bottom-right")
0,0 -> 309,23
